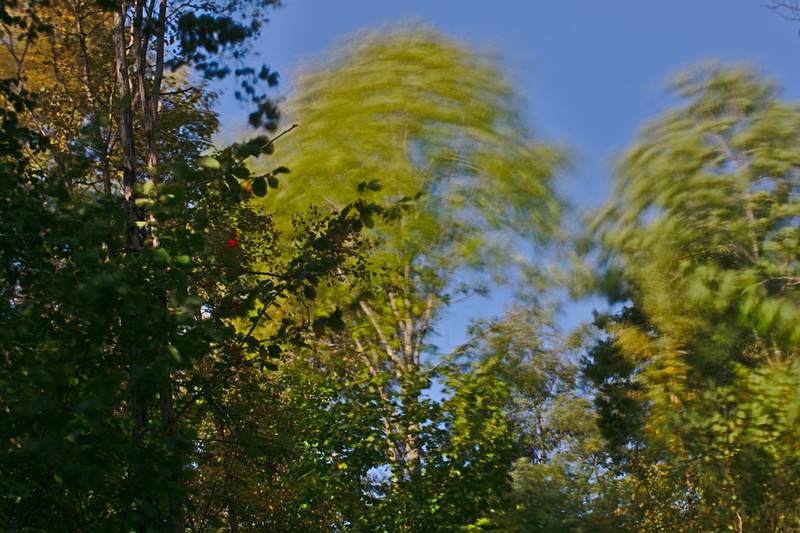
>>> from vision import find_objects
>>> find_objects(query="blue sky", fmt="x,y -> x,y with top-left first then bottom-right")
216,1 -> 800,348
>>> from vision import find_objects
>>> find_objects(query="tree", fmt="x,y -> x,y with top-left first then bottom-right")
465,305 -> 608,533
251,24 -> 566,530
597,65 -> 800,356
588,64 -> 800,532
0,0 -> 391,530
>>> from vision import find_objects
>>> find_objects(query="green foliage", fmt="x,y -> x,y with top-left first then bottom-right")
678,362 -> 800,531
0,0 -> 383,530
587,65 -> 800,531
464,306 -> 608,532
595,64 -> 800,361
264,23 -> 565,276
17,4 -> 800,531
272,356 -> 515,532
243,24 -> 566,531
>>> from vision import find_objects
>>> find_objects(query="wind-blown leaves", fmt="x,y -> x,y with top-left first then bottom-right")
587,65 -> 800,532
596,65 -> 800,357
243,25 -> 566,531
265,24 -> 565,276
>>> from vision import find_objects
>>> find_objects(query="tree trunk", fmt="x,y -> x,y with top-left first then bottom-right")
114,2 -> 187,530
113,4 -> 150,532
113,2 -> 141,252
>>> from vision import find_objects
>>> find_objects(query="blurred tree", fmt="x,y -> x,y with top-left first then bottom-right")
597,65 -> 800,357
465,305 -> 608,533
250,24 -> 567,530
588,65 -> 800,532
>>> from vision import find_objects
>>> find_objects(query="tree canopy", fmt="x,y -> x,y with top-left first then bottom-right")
587,65 -> 800,532
245,25 -> 567,531
5,3 -> 800,531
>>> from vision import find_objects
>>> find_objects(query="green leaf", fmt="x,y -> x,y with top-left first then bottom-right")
232,166 -> 251,180
224,175 -> 241,192
267,345 -> 282,359
312,317 -> 327,336
173,254 -> 192,266
168,345 -> 182,363
327,308 -> 345,333
150,247 -> 171,267
252,176 -> 268,197
198,156 -> 221,170
235,142 -> 261,159
303,285 -> 317,300
257,136 -> 275,155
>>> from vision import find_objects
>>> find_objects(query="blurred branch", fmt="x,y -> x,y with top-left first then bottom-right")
765,1 -> 800,21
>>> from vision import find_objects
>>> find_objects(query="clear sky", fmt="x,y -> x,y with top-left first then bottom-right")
215,1 -> 800,348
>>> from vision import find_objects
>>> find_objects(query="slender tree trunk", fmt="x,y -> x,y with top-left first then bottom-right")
113,2 -> 141,252
132,0 -> 167,178
114,4 -> 150,532
118,0 -> 185,527
129,3 -> 186,526
161,379 -> 184,533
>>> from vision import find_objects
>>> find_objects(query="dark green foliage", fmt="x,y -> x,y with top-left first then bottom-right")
582,309 -> 647,462
0,111 -> 381,530
0,0 -> 384,528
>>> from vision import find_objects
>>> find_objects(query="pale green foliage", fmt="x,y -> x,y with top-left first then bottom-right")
679,362 -> 800,530
596,65 -> 800,357
465,305 -> 607,532
264,24 -> 564,275
246,25 -> 565,530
